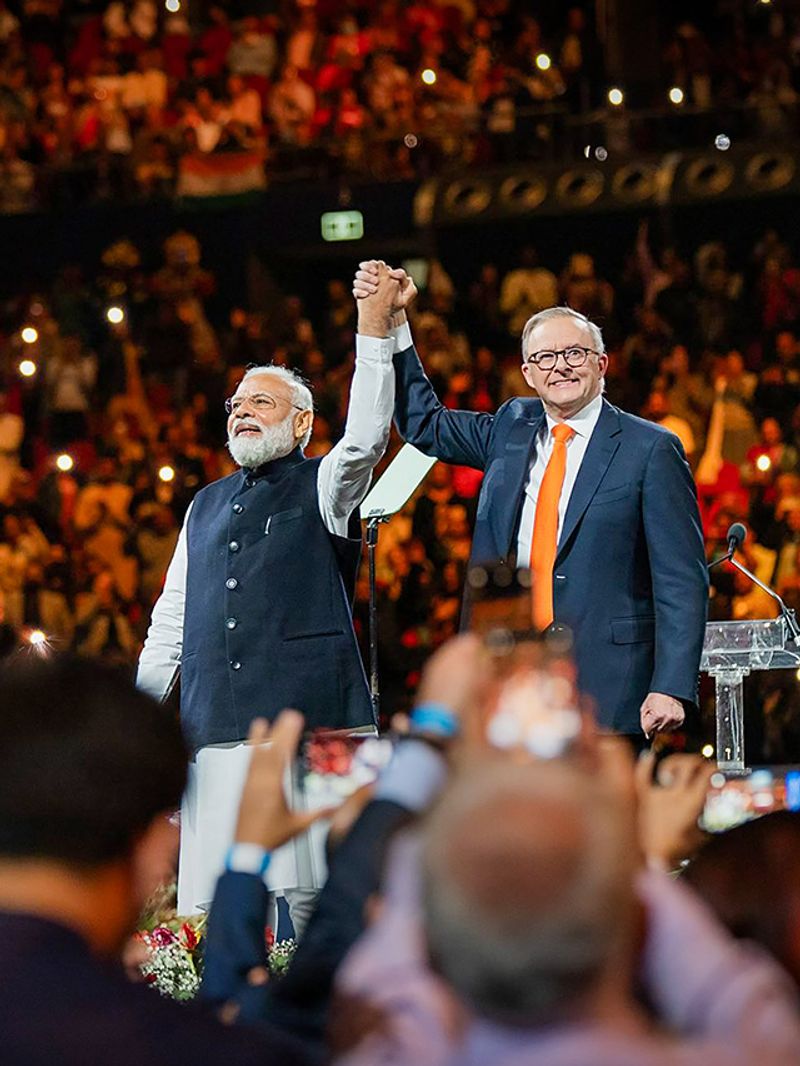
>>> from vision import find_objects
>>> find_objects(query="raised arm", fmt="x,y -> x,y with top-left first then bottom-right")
317,265 -> 400,537
354,261 -> 494,471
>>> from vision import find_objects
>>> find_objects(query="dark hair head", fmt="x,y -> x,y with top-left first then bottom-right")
0,655 -> 187,867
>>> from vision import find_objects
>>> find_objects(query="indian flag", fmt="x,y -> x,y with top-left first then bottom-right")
177,150 -> 267,202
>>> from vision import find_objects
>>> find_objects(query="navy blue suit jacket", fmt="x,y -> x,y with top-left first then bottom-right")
394,344 -> 709,733
202,799 -> 411,1051
0,911 -> 314,1066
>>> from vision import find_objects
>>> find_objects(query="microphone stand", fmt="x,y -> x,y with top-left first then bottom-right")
365,516 -> 387,724
727,555 -> 800,646
708,544 -> 800,646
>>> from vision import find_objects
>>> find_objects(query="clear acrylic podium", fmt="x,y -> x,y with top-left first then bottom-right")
701,619 -> 800,774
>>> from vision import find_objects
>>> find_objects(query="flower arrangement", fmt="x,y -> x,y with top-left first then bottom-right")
137,915 -> 206,1001
135,881 -> 297,1001
268,937 -> 298,977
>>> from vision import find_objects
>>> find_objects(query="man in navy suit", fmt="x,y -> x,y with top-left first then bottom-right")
355,263 -> 708,739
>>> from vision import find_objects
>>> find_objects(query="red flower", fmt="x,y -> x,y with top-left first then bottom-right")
181,922 -> 198,951
151,926 -> 178,948
265,925 -> 275,949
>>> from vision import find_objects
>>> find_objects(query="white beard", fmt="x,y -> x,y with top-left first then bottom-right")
227,415 -> 297,468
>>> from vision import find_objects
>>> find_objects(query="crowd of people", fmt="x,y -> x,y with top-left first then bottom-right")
1,1 -> 800,207
1,214 -> 800,752
2,634 -> 800,1064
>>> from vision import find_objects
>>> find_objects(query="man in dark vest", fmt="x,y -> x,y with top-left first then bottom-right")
137,265 -> 407,927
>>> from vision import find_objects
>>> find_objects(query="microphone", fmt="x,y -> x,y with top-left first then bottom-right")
726,522 -> 747,554
708,522 -> 747,571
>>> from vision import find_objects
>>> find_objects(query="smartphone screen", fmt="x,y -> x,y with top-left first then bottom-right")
296,732 -> 395,806
702,769 -> 784,833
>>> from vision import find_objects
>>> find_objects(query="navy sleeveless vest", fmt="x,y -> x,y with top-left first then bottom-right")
181,449 -> 374,751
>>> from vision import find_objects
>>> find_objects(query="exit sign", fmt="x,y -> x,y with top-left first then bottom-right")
321,210 -> 364,242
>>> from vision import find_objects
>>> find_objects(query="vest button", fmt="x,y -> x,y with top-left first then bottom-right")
230,660 -> 242,671
226,617 -> 237,630
232,503 -> 244,514
226,577 -> 238,590
245,476 -> 255,488
229,540 -> 240,552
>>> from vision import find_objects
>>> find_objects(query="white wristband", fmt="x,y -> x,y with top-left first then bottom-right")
225,843 -> 271,883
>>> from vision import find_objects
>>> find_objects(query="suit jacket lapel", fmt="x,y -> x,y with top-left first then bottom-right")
495,407 -> 546,559
556,401 -> 621,561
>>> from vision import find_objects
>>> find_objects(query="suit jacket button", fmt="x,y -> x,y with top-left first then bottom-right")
226,617 -> 237,630
229,540 -> 240,552
226,577 -> 238,590
230,660 -> 242,671
555,574 -> 566,581
232,503 -> 244,514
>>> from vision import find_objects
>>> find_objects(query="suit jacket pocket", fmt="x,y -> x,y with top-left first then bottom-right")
589,484 -> 630,507
611,616 -> 655,644
265,506 -> 303,534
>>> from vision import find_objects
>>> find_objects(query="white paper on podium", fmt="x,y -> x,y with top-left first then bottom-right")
360,443 -> 438,520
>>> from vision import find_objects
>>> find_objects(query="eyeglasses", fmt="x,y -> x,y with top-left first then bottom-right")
523,346 -> 600,370
224,392 -> 304,415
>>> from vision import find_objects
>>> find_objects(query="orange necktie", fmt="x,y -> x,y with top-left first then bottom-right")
530,423 -> 575,630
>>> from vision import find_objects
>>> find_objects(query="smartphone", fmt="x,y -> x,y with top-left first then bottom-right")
296,732 -> 395,806
701,769 -> 783,833
468,563 -> 583,757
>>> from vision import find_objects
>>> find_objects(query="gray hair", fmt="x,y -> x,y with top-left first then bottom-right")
421,759 -> 634,1026
520,306 -> 605,361
241,364 -> 313,449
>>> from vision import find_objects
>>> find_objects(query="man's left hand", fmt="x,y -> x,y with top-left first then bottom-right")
640,692 -> 685,737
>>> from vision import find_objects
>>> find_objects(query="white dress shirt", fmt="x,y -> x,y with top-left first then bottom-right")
516,392 -> 604,566
136,334 -> 396,702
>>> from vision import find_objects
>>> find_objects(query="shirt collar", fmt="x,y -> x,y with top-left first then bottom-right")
544,392 -> 604,439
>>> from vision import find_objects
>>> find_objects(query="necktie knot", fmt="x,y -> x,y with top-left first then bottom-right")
551,423 -> 575,445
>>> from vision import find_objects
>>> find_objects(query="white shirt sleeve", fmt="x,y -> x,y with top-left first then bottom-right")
317,336 -> 395,538
136,500 -> 192,701
392,319 -> 413,353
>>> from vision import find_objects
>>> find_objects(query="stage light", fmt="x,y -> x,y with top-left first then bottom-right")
56,453 -> 74,472
29,301 -> 43,316
715,133 -> 731,151
19,359 -> 37,377
536,53 -> 551,71
594,146 -> 608,161
158,464 -> 176,483
608,87 -> 624,107
28,629 -> 47,647
756,453 -> 772,472
583,145 -> 591,158
165,0 -> 180,11
668,86 -> 684,105
701,744 -> 714,759
21,326 -> 38,344
106,305 -> 125,324
404,133 -> 419,148
421,68 -> 437,85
